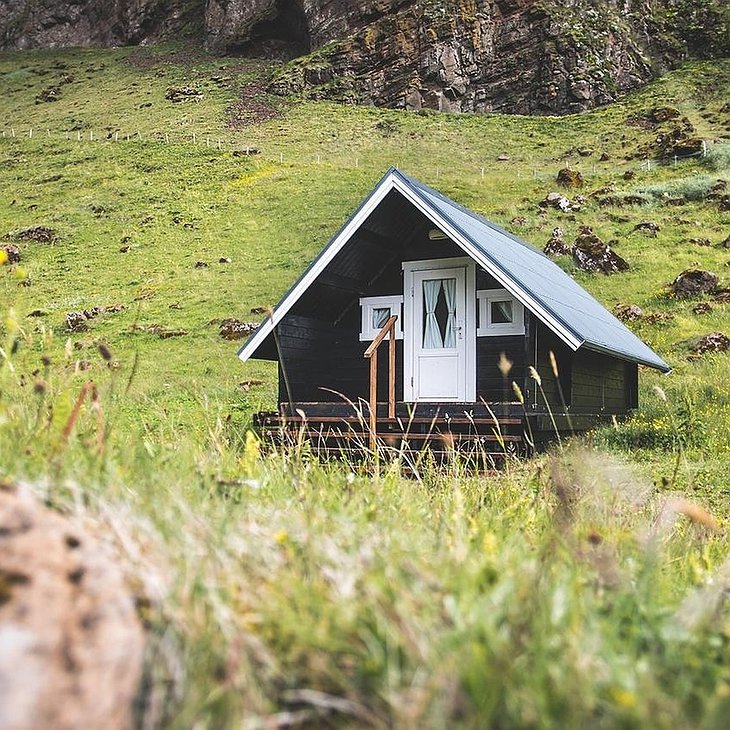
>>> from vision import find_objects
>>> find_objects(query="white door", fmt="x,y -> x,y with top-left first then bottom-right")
403,258 -> 475,402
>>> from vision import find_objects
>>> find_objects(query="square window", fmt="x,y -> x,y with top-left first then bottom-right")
360,295 -> 403,341
477,289 -> 524,336
491,300 -> 513,324
372,307 -> 391,330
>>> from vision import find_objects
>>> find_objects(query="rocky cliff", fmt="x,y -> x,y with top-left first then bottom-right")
1,0 -> 727,115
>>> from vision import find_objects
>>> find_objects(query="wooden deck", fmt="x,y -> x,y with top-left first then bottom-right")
254,401 -> 527,465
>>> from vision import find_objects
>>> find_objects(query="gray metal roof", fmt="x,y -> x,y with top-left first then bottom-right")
395,170 -> 670,372
239,167 -> 670,373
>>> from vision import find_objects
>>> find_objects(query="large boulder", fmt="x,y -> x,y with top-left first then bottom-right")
686,332 -> 730,356
556,168 -> 584,189
0,485 -> 144,730
670,269 -> 719,298
572,227 -> 629,274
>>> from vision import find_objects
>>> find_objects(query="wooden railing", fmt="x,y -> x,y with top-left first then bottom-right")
363,315 -> 398,451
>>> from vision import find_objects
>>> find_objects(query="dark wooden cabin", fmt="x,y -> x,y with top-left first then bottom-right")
239,168 -> 669,462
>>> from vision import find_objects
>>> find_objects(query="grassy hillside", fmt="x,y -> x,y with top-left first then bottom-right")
1,45 -> 730,728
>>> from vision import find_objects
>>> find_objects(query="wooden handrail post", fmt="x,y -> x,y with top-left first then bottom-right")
388,328 -> 395,419
364,315 -> 398,454
369,348 -> 377,452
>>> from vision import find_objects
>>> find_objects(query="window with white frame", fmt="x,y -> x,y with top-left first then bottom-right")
476,289 -> 524,336
359,295 -> 403,341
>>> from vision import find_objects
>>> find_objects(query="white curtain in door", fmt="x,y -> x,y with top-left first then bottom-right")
423,279 -> 442,348
443,277 -> 457,348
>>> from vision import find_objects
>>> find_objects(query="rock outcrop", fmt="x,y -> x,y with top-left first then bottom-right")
1,0 -> 728,116
0,484 -> 144,730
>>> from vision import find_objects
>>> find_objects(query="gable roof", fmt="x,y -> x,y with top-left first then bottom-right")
238,167 -> 670,373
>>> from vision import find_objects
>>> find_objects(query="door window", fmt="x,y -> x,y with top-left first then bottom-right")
422,277 -> 457,348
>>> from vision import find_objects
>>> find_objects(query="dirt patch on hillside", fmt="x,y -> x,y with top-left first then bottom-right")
227,78 -> 282,128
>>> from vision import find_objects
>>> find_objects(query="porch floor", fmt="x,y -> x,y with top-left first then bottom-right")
254,401 -> 528,464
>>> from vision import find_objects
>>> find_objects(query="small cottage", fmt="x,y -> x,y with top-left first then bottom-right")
239,168 -> 669,460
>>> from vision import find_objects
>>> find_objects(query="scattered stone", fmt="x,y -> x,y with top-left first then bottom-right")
0,486 -> 144,730
2,244 -> 21,263
577,148 -> 593,157
649,106 -> 681,123
194,261 -> 208,268
623,195 -> 647,205
589,184 -> 615,198
689,237 -> 712,247
232,148 -> 260,157
709,179 -> 727,196
720,234 -> 730,249
713,289 -> 730,303
218,257 -> 231,264
720,196 -> 730,212
667,137 -> 705,157
615,304 -> 643,321
541,192 -> 572,212
692,302 -> 713,315
544,227 -> 571,256
633,221 -> 660,237
497,153 -> 510,161
239,379 -> 263,391
129,323 -> 187,339
573,227 -> 629,274
597,194 -> 647,207
119,245 -> 130,253
169,302 -> 182,310
623,170 -> 635,180
645,311 -> 674,324
27,309 -> 47,317
3,226 -> 57,244
219,319 -> 259,340
66,312 -> 89,332
35,85 -> 61,103
670,269 -> 719,298
66,305 -> 125,332
599,152 -> 610,162
510,216 -> 527,227
250,306 -> 268,315
165,86 -> 203,103
686,332 -> 730,356
556,168 -> 584,188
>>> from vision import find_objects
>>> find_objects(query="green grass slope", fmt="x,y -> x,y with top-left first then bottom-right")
1,45 -> 730,729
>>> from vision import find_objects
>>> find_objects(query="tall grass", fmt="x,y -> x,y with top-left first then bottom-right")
2,321 -> 730,728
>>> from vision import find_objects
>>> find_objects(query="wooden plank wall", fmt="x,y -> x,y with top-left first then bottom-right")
476,336 -> 525,402
276,313 -> 402,405
571,349 -> 631,415
530,322 -> 634,416
531,326 -> 574,411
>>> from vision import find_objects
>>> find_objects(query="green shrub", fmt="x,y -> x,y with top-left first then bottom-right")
701,142 -> 730,172
637,174 -> 723,201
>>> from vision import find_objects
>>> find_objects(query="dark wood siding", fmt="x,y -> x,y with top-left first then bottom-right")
477,335 -> 525,403
276,312 -> 404,405
529,324 -> 574,411
571,349 -> 631,414
528,319 -> 633,417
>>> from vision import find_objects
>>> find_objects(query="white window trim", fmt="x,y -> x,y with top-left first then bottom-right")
477,288 -> 525,336
359,295 -> 403,341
